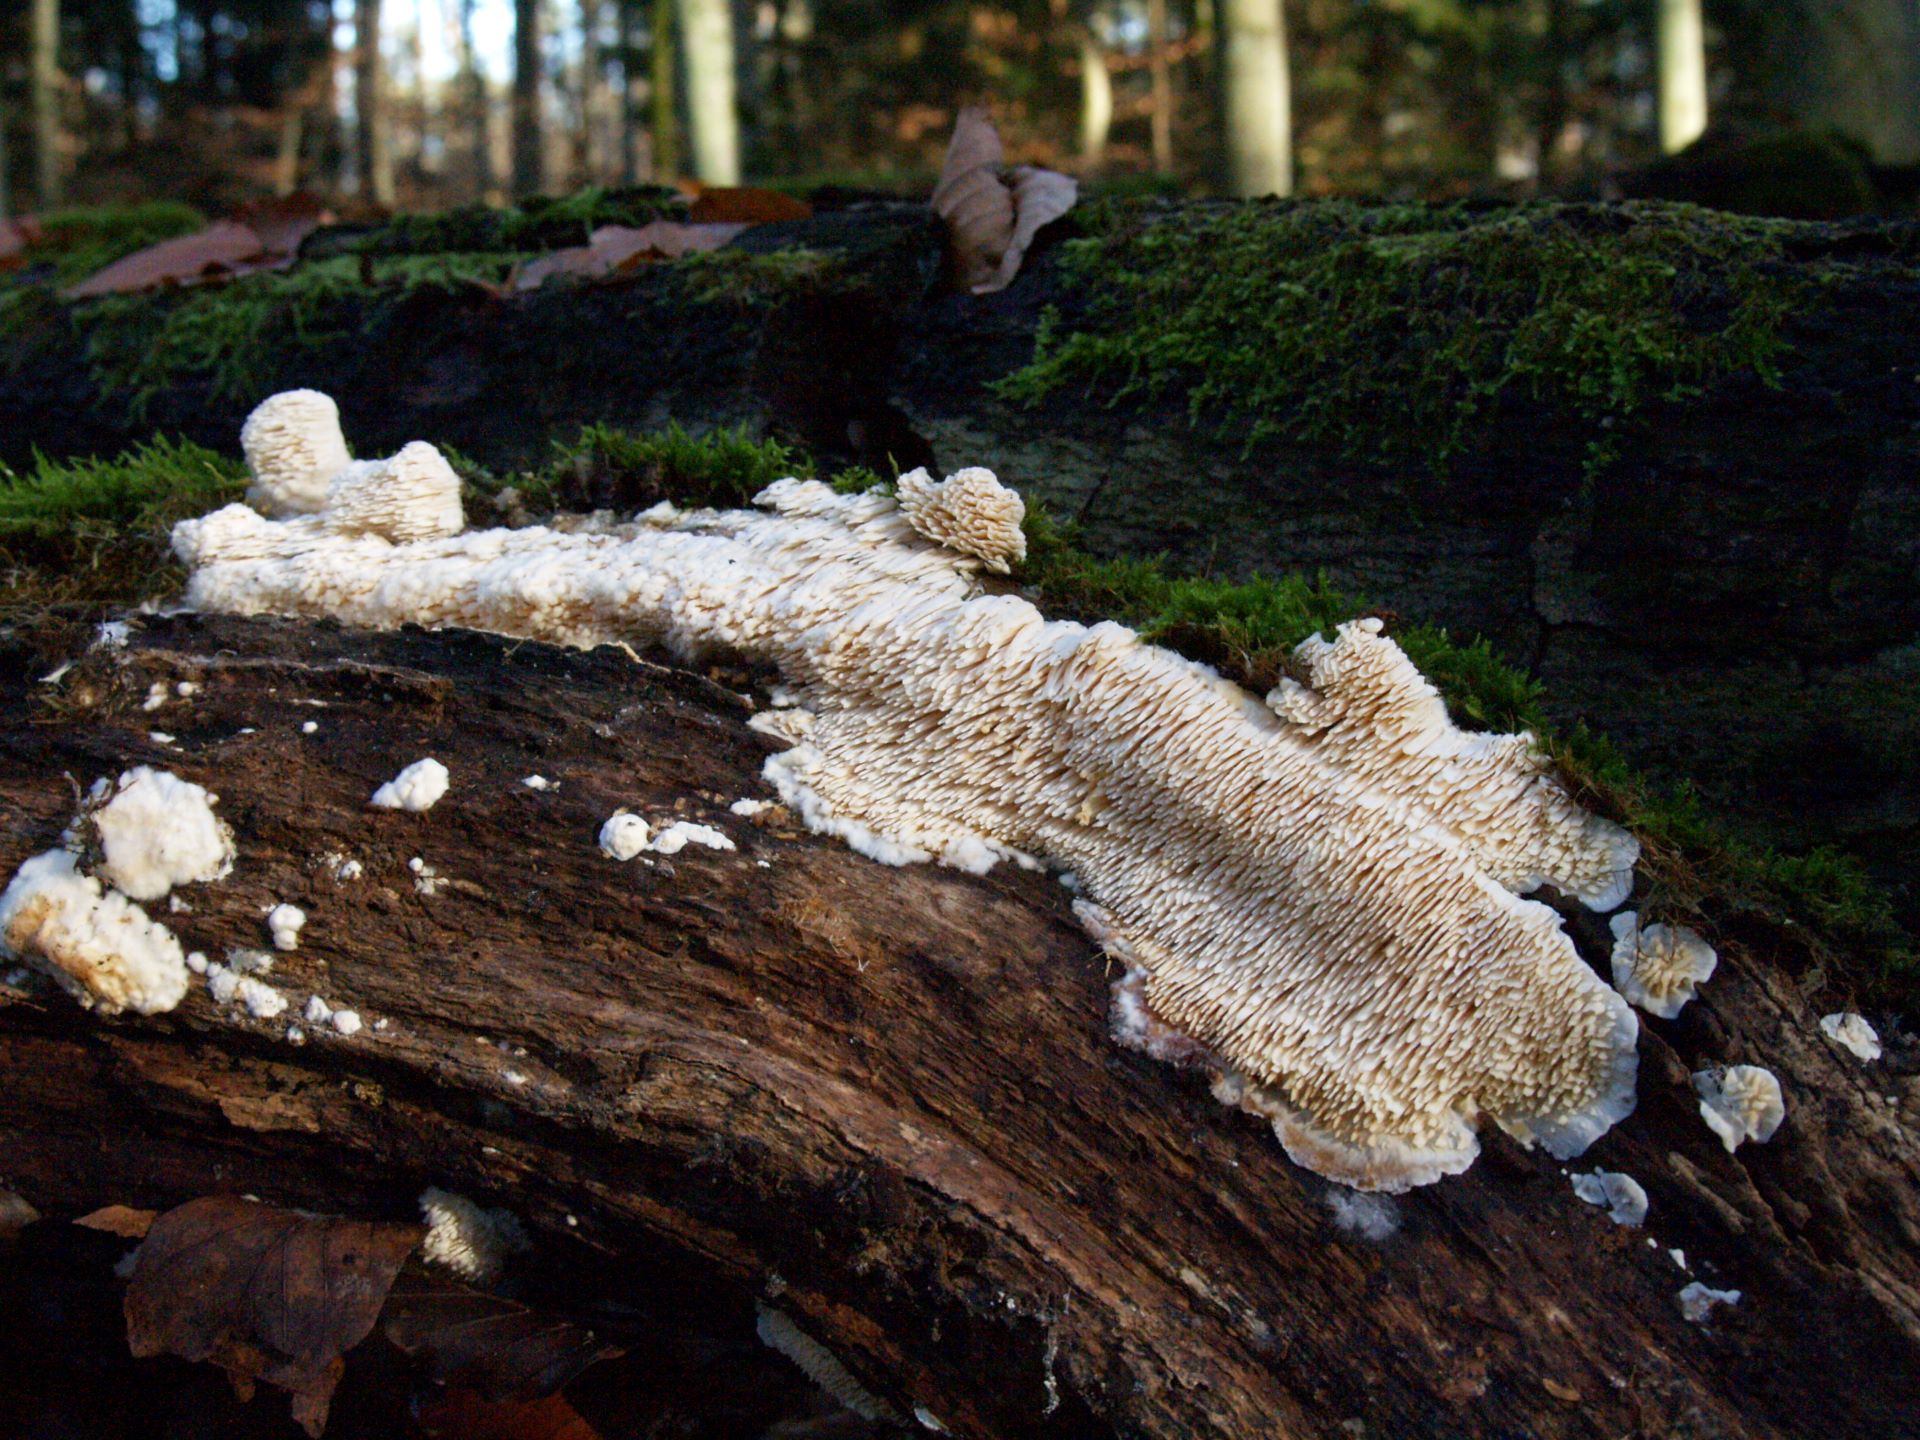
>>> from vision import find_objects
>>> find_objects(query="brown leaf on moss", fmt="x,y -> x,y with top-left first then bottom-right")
688,187 -> 813,224
382,1267 -> 623,1401
124,1196 -> 422,1437
73,1204 -> 157,1239
62,221 -> 281,299
931,106 -> 1077,295
511,221 -> 748,290
233,191 -> 334,257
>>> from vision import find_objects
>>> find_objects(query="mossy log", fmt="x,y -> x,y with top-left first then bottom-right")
2,613 -> 1918,1438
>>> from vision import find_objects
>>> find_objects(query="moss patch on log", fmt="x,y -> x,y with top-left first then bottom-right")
998,198 -> 1805,473
305,185 -> 689,258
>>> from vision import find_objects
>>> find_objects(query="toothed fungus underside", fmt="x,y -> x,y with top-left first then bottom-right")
896,465 -> 1027,573
1608,912 -> 1718,1019
170,392 -> 1650,1190
418,1187 -> 530,1285
1820,1012 -> 1881,1062
241,389 -> 352,516
1692,1065 -> 1785,1152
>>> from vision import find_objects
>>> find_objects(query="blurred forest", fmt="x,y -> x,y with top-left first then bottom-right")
1,0 -> 1917,220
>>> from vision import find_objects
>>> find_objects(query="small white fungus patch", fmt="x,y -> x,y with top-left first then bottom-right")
88,767 -> 236,901
1322,1186 -> 1400,1241
304,994 -> 332,1026
1570,1169 -> 1648,1227
598,812 -> 651,861
1693,1066 -> 1785,1152
522,775 -> 554,791
301,720 -> 318,735
147,732 -> 176,746
1678,1282 -> 1740,1323
1820,1012 -> 1882,1062
267,903 -> 306,951
0,850 -> 191,1014
331,1009 -> 362,1036
142,682 -> 169,711
419,1187 -> 529,1285
370,758 -> 449,812
729,798 -> 768,816
649,821 -> 735,856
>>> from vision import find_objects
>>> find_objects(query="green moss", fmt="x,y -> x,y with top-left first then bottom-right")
26,201 -> 208,285
548,421 -> 815,509
80,252 -> 521,413
999,198 -> 1802,472
675,247 -> 848,306
315,186 -> 687,258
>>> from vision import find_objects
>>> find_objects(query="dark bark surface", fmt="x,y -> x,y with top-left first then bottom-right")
3,614 -> 1918,1439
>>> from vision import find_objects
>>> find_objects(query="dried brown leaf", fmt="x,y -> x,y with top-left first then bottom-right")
512,221 -> 747,290
233,191 -> 334,257
74,1203 -> 156,1239
973,164 -> 1078,295
382,1267 -> 623,1401
688,187 -> 813,224
417,1389 -> 605,1440
932,106 -> 1016,292
124,1195 -> 422,1437
0,1188 -> 41,1240
63,221 -> 271,299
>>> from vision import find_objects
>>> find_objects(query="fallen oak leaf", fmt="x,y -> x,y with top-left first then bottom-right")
74,1203 -> 157,1239
233,190 -> 334,257
382,1266 -> 624,1401
511,221 -> 747,290
930,106 -> 1078,295
124,1195 -> 422,1437
977,165 -> 1079,295
62,220 -> 280,300
687,186 -> 813,224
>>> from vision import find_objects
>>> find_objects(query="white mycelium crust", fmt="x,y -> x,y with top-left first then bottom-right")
241,389 -> 353,516
173,395 -> 1646,1190
0,851 -> 190,1015
87,766 -> 236,902
1608,911 -> 1718,1019
896,466 -> 1027,573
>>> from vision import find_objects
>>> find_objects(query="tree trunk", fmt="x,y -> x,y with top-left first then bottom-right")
1761,0 -> 1920,164
513,0 -> 544,195
651,0 -> 680,180
460,0 -> 497,199
1657,0 -> 1708,155
31,0 -> 62,210
617,0 -> 641,182
1221,0 -> 1289,196
578,0 -> 605,184
355,0 -> 396,206
675,0 -> 739,183
1147,0 -> 1173,173
1079,31 -> 1113,165
2,610 -> 1918,1438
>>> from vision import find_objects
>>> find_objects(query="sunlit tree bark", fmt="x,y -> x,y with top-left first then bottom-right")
32,0 -> 63,208
355,0 -> 395,204
1764,0 -> 1920,164
675,0 -> 739,183
513,0 -> 543,194
1147,0 -> 1172,172
1222,0 -> 1290,196
1079,31 -> 1112,164
1656,0 -> 1707,154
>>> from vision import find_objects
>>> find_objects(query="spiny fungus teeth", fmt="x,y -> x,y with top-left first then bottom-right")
1692,1065 -> 1785,1152
419,1187 -> 529,1285
756,1305 -> 901,1424
1608,912 -> 1718,1019
895,465 -> 1027,573
172,393 -> 1654,1190
324,441 -> 465,544
1570,1169 -> 1649,1227
1268,619 -> 1639,911
242,390 -> 353,517
0,851 -> 190,1015
1820,1012 -> 1882,1062
83,766 -> 236,902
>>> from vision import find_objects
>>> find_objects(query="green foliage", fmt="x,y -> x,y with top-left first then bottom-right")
1000,199 -> 1802,472
675,247 -> 847,306
79,253 -> 520,413
27,201 -> 208,285
551,421 -> 815,509
317,186 -> 687,257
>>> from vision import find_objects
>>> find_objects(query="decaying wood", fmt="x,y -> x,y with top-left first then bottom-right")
2,613 -> 1918,1438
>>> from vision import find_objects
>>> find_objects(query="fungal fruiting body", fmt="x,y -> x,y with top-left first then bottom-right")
241,389 -> 353,516
1608,912 -> 1717,1019
650,821 -> 734,855
1570,1169 -> 1649,1227
419,1187 -> 529,1285
1820,1012 -> 1882,1062
172,392 -> 1651,1190
1679,1282 -> 1741,1323
84,766 -> 236,901
756,1305 -> 900,1423
0,851 -> 190,1015
1692,1066 -> 1785,1152
896,465 -> 1026,573
370,758 -> 449,812
267,903 -> 306,951
599,813 -> 651,860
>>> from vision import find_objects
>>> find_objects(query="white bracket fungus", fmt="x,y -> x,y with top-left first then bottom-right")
1678,1281 -> 1741,1323
1608,912 -> 1717,1019
267,903 -> 306,951
1819,1012 -> 1882,1062
1570,1169 -> 1649,1227
370,758 -> 449,812
1692,1066 -> 1785,1152
84,766 -> 236,901
419,1187 -> 530,1285
0,851 -> 190,1015
173,391 -> 1660,1191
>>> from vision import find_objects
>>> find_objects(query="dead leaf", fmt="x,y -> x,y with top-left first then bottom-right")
417,1389 -> 605,1440
63,221 -> 277,299
512,221 -> 747,290
931,107 -> 1077,295
688,187 -> 813,224
74,1204 -> 156,1239
382,1267 -> 623,1401
233,191 -> 333,257
0,1188 -> 41,1239
125,1195 -> 422,1437
0,217 -> 35,271
1542,1377 -> 1583,1404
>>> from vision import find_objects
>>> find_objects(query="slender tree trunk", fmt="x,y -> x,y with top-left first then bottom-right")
513,0 -> 544,194
578,0 -> 604,184
618,0 -> 641,182
675,0 -> 739,183
460,0 -> 497,199
275,107 -> 305,194
1221,0 -> 1290,196
651,0 -> 680,180
1079,32 -> 1113,165
1762,0 -> 1920,164
1656,0 -> 1707,155
31,0 -> 62,210
1147,0 -> 1173,173
355,0 -> 395,205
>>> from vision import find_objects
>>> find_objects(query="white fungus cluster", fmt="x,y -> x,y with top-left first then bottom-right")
1692,1066 -> 1785,1153
173,391 -> 1658,1190
267,903 -> 306,951
370,758 -> 449,812
1570,1169 -> 1649,1227
0,852 -> 191,1015
84,766 -> 236,901
599,813 -> 734,859
241,390 -> 463,543
418,1186 -> 530,1285
1678,1281 -> 1741,1323
1819,1012 -> 1881,1062
895,465 -> 1026,573
1608,912 -> 1718,1019
241,390 -> 353,515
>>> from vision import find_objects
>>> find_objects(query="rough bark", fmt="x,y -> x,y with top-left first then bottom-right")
2,612 -> 1918,1439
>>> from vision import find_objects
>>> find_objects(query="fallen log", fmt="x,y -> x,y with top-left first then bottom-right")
1,612 -> 1917,1438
